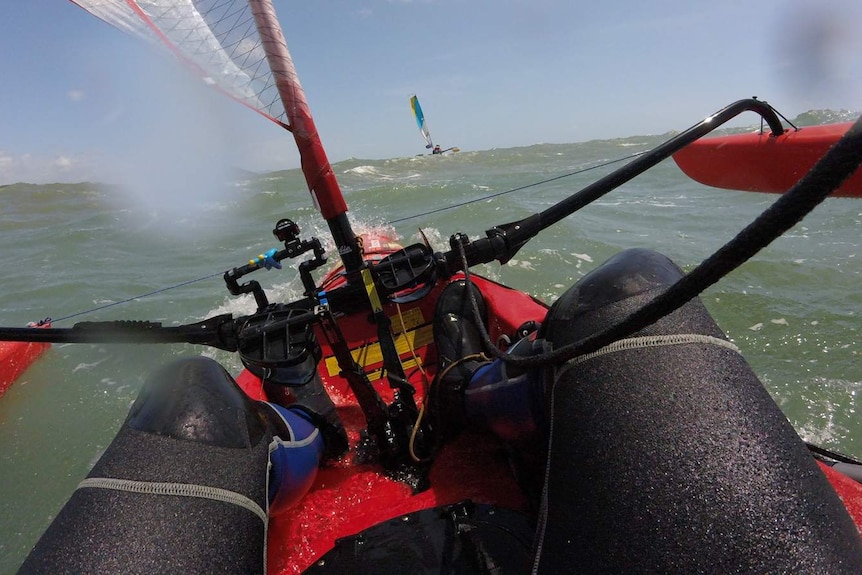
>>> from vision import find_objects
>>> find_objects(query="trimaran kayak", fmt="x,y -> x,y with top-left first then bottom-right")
3,1 -> 862,573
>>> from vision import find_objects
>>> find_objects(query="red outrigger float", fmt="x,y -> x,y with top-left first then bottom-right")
673,121 -> 862,198
0,321 -> 50,398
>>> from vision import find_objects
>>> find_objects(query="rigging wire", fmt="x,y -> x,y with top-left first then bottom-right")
49,151 -> 648,323
386,151 -> 647,225
50,271 -> 225,324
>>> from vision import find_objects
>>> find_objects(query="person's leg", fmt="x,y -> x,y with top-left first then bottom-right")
19,356 -> 325,574
533,248 -> 862,573
431,279 -> 491,439
463,335 -> 545,444
432,279 -> 545,444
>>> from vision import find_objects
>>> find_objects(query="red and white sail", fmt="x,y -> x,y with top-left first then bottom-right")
71,0 -> 289,128
70,0 -> 350,221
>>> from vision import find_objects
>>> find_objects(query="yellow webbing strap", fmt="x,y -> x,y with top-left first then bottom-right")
361,267 -> 383,313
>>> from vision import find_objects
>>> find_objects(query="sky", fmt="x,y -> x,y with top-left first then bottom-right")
1,0 -> 861,186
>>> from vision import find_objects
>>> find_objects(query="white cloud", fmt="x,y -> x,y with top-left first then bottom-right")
67,89 -> 85,102
53,156 -> 74,169
0,151 -> 98,185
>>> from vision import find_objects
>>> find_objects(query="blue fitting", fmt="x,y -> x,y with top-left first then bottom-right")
254,248 -> 281,270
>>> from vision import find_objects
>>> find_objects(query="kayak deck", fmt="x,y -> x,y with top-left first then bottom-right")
235,274 -> 548,573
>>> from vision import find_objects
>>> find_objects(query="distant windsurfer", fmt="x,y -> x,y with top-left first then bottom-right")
432,145 -> 442,154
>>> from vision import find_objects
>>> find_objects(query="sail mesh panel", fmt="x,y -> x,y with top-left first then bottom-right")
70,0 -> 287,127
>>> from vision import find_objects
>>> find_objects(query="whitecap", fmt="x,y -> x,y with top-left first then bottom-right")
72,358 -> 108,372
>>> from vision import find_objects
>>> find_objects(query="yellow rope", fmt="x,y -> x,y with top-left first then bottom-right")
409,352 -> 489,462
394,301 -> 436,463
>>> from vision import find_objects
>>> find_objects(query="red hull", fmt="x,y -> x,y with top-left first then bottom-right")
822,463 -> 862,529
0,323 -> 51,398
673,122 -> 862,198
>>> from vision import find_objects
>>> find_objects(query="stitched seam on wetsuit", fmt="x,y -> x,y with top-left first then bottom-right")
557,334 -> 739,380
269,427 -> 320,451
77,477 -> 267,524
532,337 -> 558,574
531,375 -> 555,575
266,401 -> 296,441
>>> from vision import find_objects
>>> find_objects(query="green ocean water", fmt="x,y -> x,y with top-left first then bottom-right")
1,133 -> 861,571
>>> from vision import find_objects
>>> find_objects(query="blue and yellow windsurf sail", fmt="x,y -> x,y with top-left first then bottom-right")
409,94 -> 434,149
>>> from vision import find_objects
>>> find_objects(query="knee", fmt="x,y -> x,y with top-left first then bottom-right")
556,248 -> 682,317
126,356 -> 267,448
540,248 -> 689,346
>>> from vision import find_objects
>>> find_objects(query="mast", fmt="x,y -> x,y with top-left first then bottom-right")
248,0 -> 363,274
